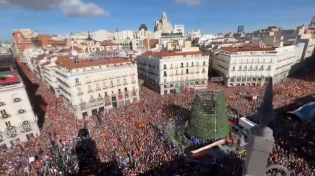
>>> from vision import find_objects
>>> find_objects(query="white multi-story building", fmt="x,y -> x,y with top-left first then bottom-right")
212,43 -> 305,87
22,46 -> 44,65
19,29 -> 38,39
189,29 -> 202,40
137,50 -> 209,95
0,54 -> 40,148
51,35 -> 69,40
135,29 -> 154,39
159,33 -> 185,49
90,30 -> 114,41
113,30 -> 134,40
172,25 -> 184,34
55,56 -> 140,119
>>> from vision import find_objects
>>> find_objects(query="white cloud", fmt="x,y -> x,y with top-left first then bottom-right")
0,0 -> 109,17
175,0 -> 202,5
0,0 -> 13,9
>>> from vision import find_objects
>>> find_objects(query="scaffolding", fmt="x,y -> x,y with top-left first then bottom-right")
186,90 -> 230,141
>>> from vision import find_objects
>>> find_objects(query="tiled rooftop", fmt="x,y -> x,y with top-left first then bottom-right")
220,47 -> 276,52
141,51 -> 203,59
55,56 -> 131,69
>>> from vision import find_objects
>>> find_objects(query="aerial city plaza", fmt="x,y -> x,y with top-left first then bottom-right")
1,10 -> 315,175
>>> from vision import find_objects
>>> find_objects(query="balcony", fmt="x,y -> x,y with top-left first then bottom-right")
77,91 -> 83,95
131,81 -> 136,84
123,82 -> 128,85
132,90 -> 137,97
20,123 -> 32,133
95,87 -> 101,91
124,92 -> 129,98
89,99 -> 97,107
116,83 -> 121,86
88,89 -> 94,93
80,102 -> 87,110
97,97 -> 104,105
103,86 -> 108,89
105,94 -> 110,99
6,126 -> 18,138
105,99 -> 111,106
118,93 -> 123,100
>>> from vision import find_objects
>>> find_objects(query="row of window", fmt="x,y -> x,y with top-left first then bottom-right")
163,68 -> 207,76
231,65 -> 272,71
163,62 -> 207,69
79,88 -> 138,103
139,61 -> 208,70
74,75 -> 136,85
76,80 -> 137,93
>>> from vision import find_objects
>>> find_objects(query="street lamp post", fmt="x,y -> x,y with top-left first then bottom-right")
243,78 -> 289,176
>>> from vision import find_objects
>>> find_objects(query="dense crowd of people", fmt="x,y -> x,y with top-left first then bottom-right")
0,58 -> 315,175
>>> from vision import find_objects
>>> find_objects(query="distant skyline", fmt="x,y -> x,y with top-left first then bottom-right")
0,0 -> 314,40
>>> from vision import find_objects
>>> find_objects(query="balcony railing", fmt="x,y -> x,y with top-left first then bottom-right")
80,102 -> 87,110
6,126 -> 18,138
77,91 -> 83,95
20,124 -> 32,133
97,97 -> 104,105
103,86 -> 108,89
90,99 -> 97,107
95,87 -> 101,91
88,89 -> 94,93
105,99 -> 111,106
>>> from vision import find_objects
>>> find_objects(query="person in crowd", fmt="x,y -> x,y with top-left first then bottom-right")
0,60 -> 314,175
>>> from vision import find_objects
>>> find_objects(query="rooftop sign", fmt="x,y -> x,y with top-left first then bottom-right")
81,46 -> 105,53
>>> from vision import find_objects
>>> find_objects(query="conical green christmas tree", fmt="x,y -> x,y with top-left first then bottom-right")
186,91 -> 231,141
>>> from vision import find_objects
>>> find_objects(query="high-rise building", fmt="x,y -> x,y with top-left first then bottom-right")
0,52 -> 40,148
238,25 -> 245,34
186,90 -> 230,141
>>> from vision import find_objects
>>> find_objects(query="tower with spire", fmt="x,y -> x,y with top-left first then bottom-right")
86,31 -> 94,46
243,78 -> 289,176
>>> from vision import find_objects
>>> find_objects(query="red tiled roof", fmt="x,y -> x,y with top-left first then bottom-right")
220,47 -> 275,52
41,62 -> 50,66
55,56 -> 131,69
101,40 -> 116,46
141,51 -> 202,59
